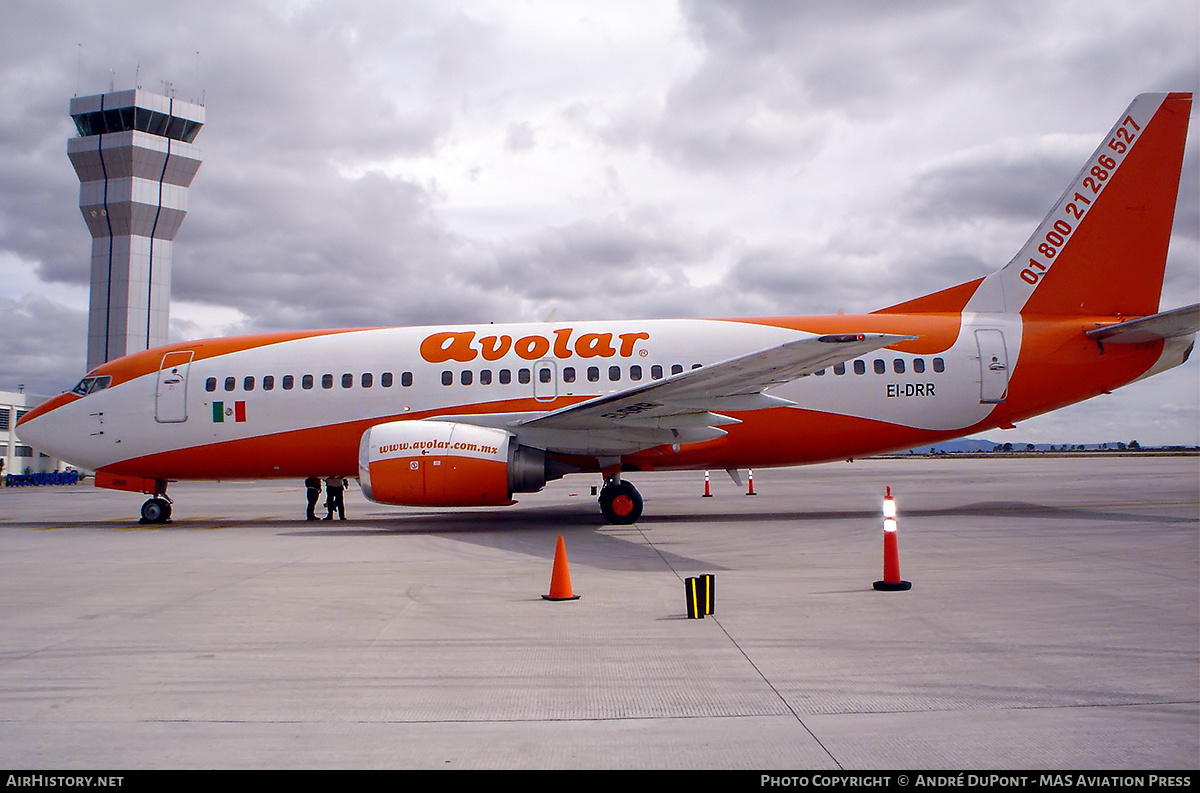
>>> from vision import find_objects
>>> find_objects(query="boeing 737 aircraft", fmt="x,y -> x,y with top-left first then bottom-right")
18,93 -> 1198,525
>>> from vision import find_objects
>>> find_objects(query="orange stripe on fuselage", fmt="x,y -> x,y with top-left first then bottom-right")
20,329 -> 371,428
93,328 -> 368,389
873,278 -> 984,316
98,395 -> 589,479
19,391 -> 79,426
726,312 -> 963,355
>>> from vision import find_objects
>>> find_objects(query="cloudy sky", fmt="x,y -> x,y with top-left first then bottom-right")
1,0 -> 1197,446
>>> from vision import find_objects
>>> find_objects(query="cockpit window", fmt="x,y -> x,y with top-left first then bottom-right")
69,375 -> 112,396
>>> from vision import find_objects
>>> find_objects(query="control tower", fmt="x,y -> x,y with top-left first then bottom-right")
68,89 -> 203,371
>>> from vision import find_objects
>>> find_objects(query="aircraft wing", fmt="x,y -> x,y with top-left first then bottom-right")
510,333 -> 915,455
1084,303 -> 1200,344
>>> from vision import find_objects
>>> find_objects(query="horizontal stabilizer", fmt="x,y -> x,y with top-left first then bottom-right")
1084,303 -> 1200,344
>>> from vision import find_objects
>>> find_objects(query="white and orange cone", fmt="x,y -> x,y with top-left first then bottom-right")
873,486 -> 912,591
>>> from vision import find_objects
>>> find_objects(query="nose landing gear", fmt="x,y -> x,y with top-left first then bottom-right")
139,493 -> 172,524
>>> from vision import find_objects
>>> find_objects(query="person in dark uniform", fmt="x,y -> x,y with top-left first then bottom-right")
304,476 -> 321,520
324,476 -> 347,520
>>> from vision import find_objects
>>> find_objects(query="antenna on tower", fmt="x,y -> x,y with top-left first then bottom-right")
194,50 -> 201,104
135,63 -> 141,90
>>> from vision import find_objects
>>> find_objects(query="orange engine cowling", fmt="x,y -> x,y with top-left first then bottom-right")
358,420 -> 549,507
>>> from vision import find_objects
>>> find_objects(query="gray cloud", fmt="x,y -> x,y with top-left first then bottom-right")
0,0 -> 1195,443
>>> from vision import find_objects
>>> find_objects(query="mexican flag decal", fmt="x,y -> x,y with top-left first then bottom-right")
212,401 -> 247,423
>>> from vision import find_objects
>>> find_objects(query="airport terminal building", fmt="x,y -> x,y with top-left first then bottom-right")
0,390 -> 62,478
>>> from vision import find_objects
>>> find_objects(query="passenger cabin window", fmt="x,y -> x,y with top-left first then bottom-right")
283,375 -> 295,390
205,377 -> 217,392
302,374 -> 314,390
263,375 -> 275,390
933,357 -> 945,373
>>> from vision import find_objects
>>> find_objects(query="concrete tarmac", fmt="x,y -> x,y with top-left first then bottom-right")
0,456 -> 1196,770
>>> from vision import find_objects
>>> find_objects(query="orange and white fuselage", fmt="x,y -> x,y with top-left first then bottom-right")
16,311 -> 1190,476
17,93 -> 1198,524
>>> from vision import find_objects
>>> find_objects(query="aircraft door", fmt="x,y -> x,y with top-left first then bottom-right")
533,359 -> 558,402
974,329 -> 1009,404
155,350 -> 194,423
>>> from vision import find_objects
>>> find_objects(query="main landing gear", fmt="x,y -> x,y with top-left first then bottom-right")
598,477 -> 643,525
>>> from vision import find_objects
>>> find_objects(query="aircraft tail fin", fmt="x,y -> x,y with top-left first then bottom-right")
881,93 -> 1193,317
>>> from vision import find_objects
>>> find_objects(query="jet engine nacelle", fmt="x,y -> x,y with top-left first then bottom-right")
358,420 -> 549,507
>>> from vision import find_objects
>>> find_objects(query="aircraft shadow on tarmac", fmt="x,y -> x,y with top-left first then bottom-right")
279,503 -> 722,572
25,496 -> 1185,534
270,497 -> 1190,569
642,500 -> 1191,527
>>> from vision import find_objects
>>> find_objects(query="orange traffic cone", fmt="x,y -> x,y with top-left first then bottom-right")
543,536 -> 581,601
874,485 -> 912,591
746,469 -> 757,496
702,470 -> 713,497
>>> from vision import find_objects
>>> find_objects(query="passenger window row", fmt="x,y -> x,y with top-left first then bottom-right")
814,357 -> 945,377
441,363 -> 704,387
200,357 -> 941,394
204,371 -> 414,393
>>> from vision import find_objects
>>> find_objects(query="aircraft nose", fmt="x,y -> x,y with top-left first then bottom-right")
14,393 -> 78,463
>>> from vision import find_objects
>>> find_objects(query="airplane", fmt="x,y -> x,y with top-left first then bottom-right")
17,92 -> 1199,526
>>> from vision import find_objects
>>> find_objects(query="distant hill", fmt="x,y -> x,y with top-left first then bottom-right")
892,438 -> 1196,455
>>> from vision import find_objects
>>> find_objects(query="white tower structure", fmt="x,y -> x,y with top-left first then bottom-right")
68,89 -> 203,371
